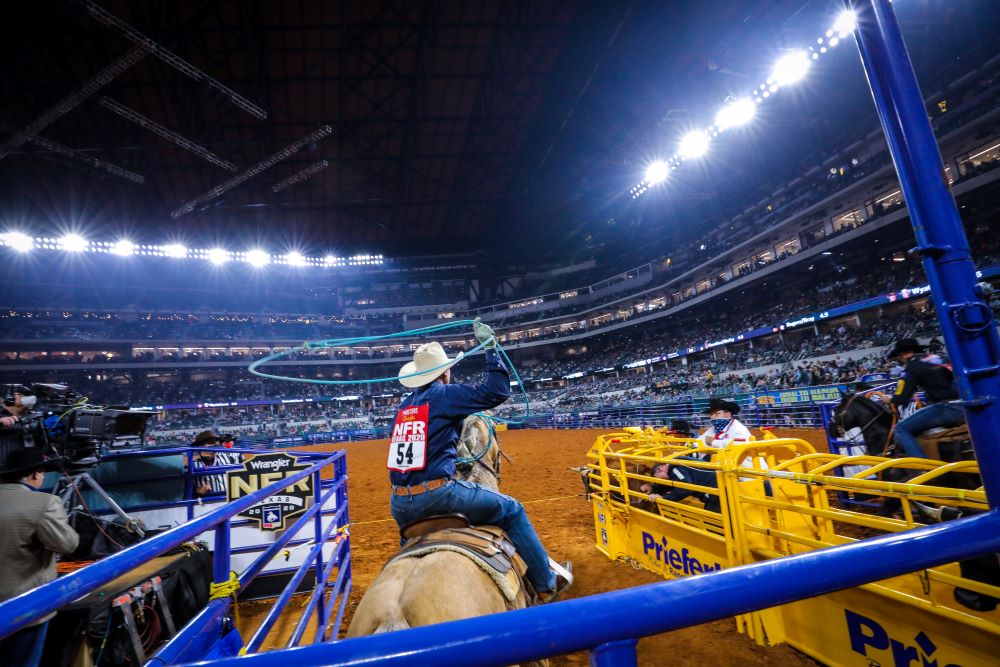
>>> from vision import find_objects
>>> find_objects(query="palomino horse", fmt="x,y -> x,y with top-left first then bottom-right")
346,414 -> 532,636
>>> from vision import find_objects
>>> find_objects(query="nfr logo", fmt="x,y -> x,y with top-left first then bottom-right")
845,610 -> 961,667
641,531 -> 722,576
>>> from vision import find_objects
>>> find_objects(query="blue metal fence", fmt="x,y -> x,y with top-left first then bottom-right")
0,447 -> 351,661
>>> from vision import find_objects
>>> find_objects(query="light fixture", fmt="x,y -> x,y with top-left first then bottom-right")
2,231 -> 34,252
59,234 -> 88,252
678,131 -> 710,159
245,249 -> 270,267
832,10 -> 857,37
163,243 -> 188,258
644,161 -> 669,184
208,248 -> 230,265
285,251 -> 306,267
714,98 -> 756,130
771,51 -> 811,87
111,239 -> 135,256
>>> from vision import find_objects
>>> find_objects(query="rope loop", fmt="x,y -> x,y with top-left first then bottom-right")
247,319 -> 532,423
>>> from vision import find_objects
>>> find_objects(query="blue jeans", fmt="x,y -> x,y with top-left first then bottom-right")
390,480 -> 557,592
0,621 -> 48,667
894,402 -> 965,458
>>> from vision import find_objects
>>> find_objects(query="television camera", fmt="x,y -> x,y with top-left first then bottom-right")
5,383 -> 159,536
8,383 -> 158,469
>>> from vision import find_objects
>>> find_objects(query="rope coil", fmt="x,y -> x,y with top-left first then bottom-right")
247,319 -> 532,423
209,571 -> 242,627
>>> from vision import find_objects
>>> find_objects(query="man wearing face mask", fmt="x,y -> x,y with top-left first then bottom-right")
698,397 -> 752,449
0,385 -> 44,463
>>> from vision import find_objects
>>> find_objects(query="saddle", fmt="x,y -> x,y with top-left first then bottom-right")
917,423 -> 972,462
389,514 -> 531,607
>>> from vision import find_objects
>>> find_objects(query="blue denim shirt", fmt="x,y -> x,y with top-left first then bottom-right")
389,349 -> 510,486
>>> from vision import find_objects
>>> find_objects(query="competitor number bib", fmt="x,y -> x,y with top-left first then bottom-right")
387,403 -> 430,472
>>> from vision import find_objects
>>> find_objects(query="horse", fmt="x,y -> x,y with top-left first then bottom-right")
346,414 -> 540,640
828,391 -> 998,611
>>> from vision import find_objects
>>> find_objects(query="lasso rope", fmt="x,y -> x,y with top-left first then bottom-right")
247,319 -> 531,423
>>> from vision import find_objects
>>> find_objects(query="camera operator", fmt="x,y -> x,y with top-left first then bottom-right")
0,385 -> 47,462
0,448 -> 79,666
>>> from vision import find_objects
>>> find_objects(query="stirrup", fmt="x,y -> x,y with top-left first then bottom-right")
539,560 -> 573,603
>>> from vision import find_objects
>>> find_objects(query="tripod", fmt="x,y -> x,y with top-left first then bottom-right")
56,471 -> 146,539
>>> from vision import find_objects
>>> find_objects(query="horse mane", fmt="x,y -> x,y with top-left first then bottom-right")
456,414 -> 500,489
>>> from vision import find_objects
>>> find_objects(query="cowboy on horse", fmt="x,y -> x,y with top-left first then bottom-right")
887,338 -> 965,458
386,318 -> 571,601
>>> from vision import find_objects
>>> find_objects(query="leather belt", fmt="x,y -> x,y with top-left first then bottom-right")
392,477 -> 451,497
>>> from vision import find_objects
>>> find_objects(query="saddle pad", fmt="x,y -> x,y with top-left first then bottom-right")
386,543 -> 523,605
386,525 -> 529,605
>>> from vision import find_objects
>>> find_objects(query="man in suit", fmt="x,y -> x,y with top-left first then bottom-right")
0,448 -> 79,666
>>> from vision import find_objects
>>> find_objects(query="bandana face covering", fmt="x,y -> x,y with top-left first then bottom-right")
710,418 -> 732,434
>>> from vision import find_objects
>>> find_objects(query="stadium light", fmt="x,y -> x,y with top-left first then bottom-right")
111,239 -> 135,256
714,98 -> 756,130
59,234 -> 88,252
771,51 -> 811,87
678,131 -> 710,159
245,249 -> 270,267
833,10 -> 857,37
207,248 -> 230,265
163,243 -> 188,258
2,231 -> 34,252
285,251 -> 306,267
644,161 -> 669,185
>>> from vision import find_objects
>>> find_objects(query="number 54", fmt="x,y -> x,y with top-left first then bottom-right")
396,442 -> 414,465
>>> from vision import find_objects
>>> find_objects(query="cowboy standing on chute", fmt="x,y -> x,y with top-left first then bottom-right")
386,317 -> 572,600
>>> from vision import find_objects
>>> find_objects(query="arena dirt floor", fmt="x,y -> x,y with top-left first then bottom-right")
240,427 -> 829,665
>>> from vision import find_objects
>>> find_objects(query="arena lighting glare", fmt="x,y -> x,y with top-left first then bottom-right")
678,131 -> 710,159
644,161 -> 669,185
110,239 -> 135,256
163,243 -> 187,258
207,248 -> 230,265
714,98 -> 756,130
59,234 -> 88,252
771,51 -> 811,87
832,10 -> 857,37
284,251 -> 306,267
1,231 -> 34,252
245,249 -> 270,267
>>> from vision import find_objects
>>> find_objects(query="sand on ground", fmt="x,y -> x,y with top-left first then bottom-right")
239,427 -> 827,665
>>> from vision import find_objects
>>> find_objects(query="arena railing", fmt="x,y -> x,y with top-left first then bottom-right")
0,448 -> 351,662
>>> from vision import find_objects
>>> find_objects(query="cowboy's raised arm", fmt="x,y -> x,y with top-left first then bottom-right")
441,348 -> 510,417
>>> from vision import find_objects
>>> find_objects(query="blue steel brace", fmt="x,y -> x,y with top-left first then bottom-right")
312,470 -> 327,633
848,0 -> 1000,505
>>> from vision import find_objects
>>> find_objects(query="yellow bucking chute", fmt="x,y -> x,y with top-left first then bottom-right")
583,428 -> 1000,667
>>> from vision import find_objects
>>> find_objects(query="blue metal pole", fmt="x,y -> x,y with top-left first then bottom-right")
179,511 -> 1000,667
848,0 -> 1000,505
214,520 -> 232,584
312,470 -> 327,633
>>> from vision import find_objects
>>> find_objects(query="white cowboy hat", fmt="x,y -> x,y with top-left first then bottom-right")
398,342 -> 464,388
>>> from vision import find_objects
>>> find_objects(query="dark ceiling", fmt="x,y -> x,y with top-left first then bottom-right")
1,1 -> 997,267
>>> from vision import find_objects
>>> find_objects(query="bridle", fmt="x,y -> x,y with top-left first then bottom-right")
833,392 -> 897,456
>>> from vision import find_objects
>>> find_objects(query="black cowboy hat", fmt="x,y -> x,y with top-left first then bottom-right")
192,429 -> 221,446
702,397 -> 741,416
887,338 -> 925,359
1,448 -> 64,478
